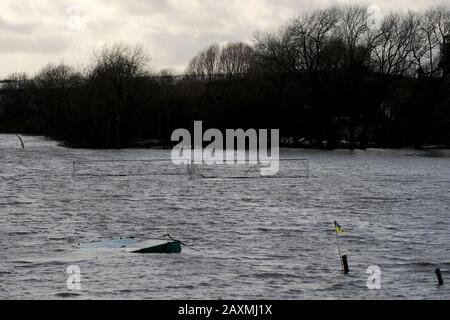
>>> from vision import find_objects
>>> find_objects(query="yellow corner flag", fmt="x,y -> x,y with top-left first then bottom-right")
334,221 -> 344,234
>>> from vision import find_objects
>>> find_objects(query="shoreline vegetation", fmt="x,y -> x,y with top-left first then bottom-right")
0,5 -> 449,150
2,133 -> 450,152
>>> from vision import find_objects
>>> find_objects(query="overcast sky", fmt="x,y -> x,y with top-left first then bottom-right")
0,0 -> 447,77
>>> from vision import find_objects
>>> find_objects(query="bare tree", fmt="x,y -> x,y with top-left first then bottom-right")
255,7 -> 341,77
89,43 -> 152,147
91,43 -> 151,79
1,73 -> 30,120
185,44 -> 220,79
186,42 -> 254,79
371,12 -> 420,76
338,5 -> 378,71
186,55 -> 205,78
203,44 -> 220,78
218,42 -> 254,78
32,64 -> 82,137
3,73 -> 29,89
412,7 -> 450,77
34,64 -> 82,89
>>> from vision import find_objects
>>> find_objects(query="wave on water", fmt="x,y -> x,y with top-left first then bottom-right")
54,292 -> 82,298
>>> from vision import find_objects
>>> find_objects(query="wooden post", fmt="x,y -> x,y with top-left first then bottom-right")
435,268 -> 444,285
342,255 -> 349,274
306,160 -> 309,178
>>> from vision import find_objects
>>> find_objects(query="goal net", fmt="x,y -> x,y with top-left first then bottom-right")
72,158 -> 309,179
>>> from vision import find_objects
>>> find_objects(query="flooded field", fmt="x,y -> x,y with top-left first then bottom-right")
1,134 -> 449,299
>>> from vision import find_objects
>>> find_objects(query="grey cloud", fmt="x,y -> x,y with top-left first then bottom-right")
145,28 -> 237,70
87,18 -> 122,36
116,0 -> 172,16
114,0 -> 238,29
0,16 -> 36,34
0,35 -> 70,54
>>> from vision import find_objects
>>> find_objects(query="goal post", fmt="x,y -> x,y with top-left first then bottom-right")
72,158 -> 309,179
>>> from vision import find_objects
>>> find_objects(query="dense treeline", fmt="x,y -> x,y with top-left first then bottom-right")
0,5 -> 449,149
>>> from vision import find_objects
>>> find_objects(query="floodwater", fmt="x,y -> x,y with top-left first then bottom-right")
0,134 -> 449,299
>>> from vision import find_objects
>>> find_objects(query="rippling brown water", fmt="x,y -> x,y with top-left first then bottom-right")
1,134 -> 449,299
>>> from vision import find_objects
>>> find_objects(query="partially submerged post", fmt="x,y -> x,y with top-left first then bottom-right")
16,134 -> 24,149
342,255 -> 350,274
435,268 -> 444,285
306,160 -> 310,178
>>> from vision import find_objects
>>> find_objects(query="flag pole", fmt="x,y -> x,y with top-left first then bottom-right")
334,222 -> 344,272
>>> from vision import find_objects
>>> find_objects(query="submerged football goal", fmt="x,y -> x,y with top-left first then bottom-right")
71,158 -> 309,179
